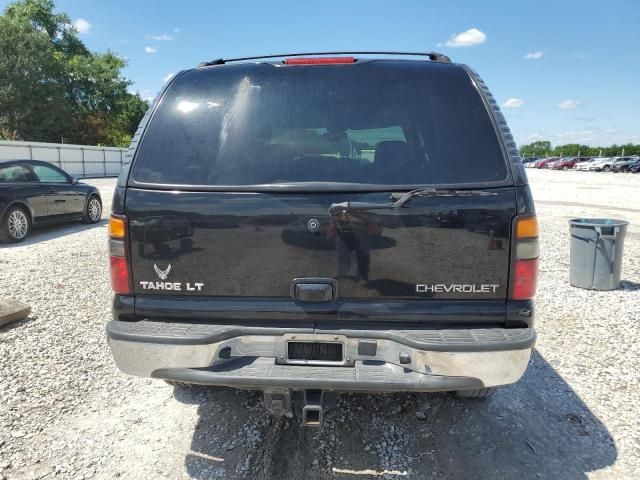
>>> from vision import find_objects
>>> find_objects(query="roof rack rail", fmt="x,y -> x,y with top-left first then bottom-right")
198,51 -> 451,67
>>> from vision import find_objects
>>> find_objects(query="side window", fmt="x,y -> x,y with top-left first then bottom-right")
32,165 -> 68,183
0,165 -> 35,183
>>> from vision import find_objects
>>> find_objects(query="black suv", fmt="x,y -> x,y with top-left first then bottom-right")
106,52 -> 538,425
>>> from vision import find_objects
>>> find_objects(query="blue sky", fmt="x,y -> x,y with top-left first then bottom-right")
4,0 -> 639,146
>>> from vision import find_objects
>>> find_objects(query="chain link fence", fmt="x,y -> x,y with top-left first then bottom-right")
0,140 -> 127,178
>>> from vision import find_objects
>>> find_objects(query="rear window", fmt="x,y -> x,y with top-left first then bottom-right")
132,61 -> 508,187
0,165 -> 35,182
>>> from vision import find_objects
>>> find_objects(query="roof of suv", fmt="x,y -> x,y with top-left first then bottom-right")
187,54 -> 465,82
196,51 -> 453,68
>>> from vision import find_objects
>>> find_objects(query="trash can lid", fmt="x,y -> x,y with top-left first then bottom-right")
569,218 -> 629,227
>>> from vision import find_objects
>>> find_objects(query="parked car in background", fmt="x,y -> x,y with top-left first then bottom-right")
521,157 -> 538,165
545,158 -> 563,169
533,157 -> 560,168
630,161 -> 640,173
575,158 -> 602,171
592,156 -> 629,172
550,157 -> 591,170
0,160 -> 102,242
587,157 -> 612,171
611,156 -> 640,173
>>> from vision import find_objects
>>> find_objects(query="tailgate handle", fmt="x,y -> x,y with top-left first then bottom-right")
291,278 -> 337,303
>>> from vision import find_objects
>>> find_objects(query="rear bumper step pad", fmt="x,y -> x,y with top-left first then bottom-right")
106,320 -> 535,352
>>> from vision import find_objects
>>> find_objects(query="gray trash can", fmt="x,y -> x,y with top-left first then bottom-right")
569,218 -> 629,290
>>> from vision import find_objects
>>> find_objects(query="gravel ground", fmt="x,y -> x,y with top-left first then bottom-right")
1,169 -> 639,480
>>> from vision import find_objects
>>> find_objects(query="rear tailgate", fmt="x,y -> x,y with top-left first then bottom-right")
127,187 -> 514,300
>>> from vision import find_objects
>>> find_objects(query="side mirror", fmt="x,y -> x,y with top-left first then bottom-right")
71,177 -> 79,184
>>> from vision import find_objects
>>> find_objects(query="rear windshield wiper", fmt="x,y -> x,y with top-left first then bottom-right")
391,188 -> 497,207
328,188 -> 496,215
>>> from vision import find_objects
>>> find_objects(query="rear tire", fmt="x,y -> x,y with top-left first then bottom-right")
453,387 -> 497,398
562,166 -> 568,171
603,165 -> 611,172
0,206 -> 30,243
82,195 -> 102,224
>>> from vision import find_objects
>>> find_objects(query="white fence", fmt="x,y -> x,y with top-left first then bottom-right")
0,140 -> 127,178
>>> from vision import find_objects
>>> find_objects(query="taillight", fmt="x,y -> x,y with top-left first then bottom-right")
284,56 -> 355,65
110,256 -> 130,294
510,215 -> 539,300
109,214 -> 131,295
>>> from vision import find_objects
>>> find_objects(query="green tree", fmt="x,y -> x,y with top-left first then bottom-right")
0,14 -> 72,141
519,140 -> 640,159
105,93 -> 149,146
519,140 -> 551,158
0,0 -> 147,146
549,143 -> 591,157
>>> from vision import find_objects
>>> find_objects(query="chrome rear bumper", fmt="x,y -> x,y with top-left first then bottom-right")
106,321 -> 535,392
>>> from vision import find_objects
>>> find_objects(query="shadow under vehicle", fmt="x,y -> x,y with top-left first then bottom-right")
177,351 -> 617,480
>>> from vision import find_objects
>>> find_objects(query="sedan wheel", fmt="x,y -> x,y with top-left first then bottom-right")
83,196 -> 102,224
603,165 -> 611,172
1,207 -> 30,243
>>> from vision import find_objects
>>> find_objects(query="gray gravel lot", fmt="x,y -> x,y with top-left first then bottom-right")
1,169 -> 639,479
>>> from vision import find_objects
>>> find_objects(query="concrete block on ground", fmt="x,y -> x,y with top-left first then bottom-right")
0,298 -> 31,327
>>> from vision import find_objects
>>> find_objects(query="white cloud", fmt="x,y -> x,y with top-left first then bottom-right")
144,46 -> 157,54
162,73 -> 174,82
73,18 -> 91,34
147,33 -> 173,41
558,99 -> 579,110
503,98 -> 525,108
173,27 -> 181,33
445,28 -> 486,47
524,50 -> 543,60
